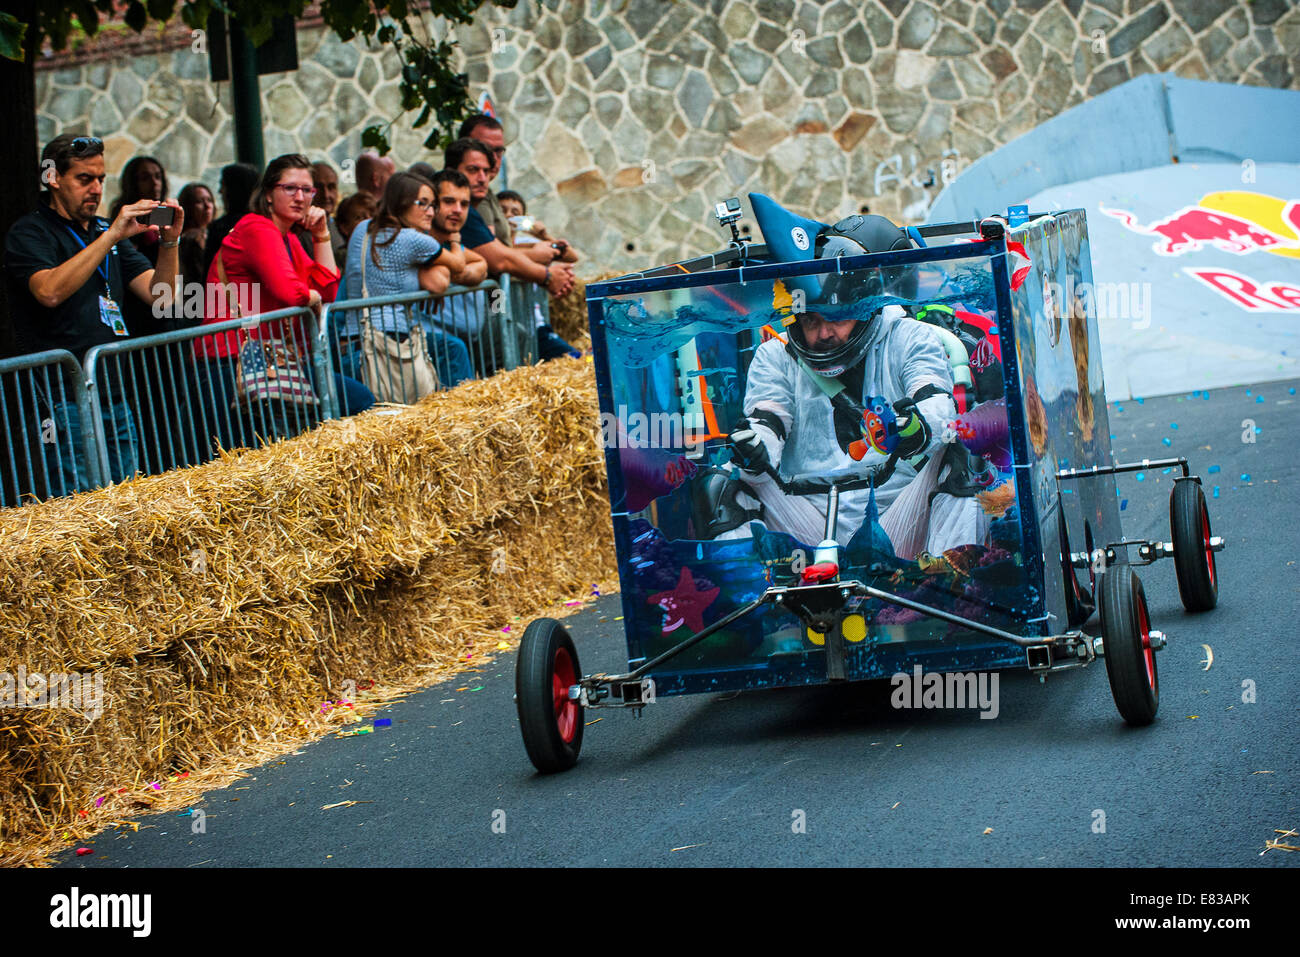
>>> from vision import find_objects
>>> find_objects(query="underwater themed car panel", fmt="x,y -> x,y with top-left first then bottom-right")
1003,211 -> 1122,632
586,226 -> 1087,696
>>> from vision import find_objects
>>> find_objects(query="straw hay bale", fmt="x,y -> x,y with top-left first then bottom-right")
0,358 -> 615,863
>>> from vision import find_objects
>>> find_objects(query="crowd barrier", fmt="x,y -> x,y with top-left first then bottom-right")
0,279 -> 548,507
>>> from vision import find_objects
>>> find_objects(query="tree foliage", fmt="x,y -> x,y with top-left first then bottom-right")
1,0 -> 517,151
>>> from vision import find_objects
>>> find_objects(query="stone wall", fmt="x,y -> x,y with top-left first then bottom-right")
35,0 -> 1300,275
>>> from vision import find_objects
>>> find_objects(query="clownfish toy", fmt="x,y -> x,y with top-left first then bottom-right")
848,395 -> 924,461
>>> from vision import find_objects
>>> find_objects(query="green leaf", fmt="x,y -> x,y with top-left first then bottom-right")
0,12 -> 26,62
361,127 -> 390,155
146,0 -> 176,22
123,1 -> 148,32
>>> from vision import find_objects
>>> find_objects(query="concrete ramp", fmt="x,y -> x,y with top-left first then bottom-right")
1025,162 -> 1300,400
928,75 -> 1300,400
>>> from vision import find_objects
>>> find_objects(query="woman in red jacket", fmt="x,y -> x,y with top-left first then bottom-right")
196,154 -> 373,453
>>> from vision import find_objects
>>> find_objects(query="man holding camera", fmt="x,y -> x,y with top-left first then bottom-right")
3,133 -> 183,494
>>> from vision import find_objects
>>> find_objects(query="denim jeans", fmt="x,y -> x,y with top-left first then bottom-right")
42,394 -> 139,495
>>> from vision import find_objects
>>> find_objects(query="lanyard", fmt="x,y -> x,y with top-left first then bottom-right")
62,222 -> 114,295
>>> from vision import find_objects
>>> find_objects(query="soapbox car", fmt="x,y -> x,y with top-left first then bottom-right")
515,197 -> 1223,773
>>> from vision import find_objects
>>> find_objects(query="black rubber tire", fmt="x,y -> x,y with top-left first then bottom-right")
516,618 -> 584,773
1058,501 -> 1094,627
1170,479 -> 1218,613
1100,566 -> 1159,726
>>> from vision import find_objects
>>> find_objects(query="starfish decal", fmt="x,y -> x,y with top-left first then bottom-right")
647,567 -> 720,636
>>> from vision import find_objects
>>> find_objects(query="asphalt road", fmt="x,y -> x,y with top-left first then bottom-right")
60,379 -> 1298,868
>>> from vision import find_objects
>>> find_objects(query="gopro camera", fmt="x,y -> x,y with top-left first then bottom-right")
714,197 -> 743,227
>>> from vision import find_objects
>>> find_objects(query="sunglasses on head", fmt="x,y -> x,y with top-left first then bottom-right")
69,137 -> 103,156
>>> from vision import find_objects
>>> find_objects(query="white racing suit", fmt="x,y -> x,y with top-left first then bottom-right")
726,306 -> 981,557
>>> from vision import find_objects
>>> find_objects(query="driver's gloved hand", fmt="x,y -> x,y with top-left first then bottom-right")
889,397 -> 931,459
729,421 -> 771,474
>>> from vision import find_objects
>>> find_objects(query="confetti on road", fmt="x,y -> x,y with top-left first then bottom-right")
1200,645 -> 1214,671
321,801 -> 373,811
1213,486 -> 1220,498
671,843 -> 707,852
1208,465 -> 1220,473
1135,472 -> 1145,481
1241,474 -> 1252,482
982,828 -> 994,835
1120,499 -> 1128,511
373,719 -> 392,727
76,848 -> 93,856
585,717 -> 603,726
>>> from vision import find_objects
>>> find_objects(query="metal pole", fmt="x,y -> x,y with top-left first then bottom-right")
229,17 -> 265,171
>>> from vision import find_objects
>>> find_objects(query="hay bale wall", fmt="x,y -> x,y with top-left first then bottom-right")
0,360 -> 614,860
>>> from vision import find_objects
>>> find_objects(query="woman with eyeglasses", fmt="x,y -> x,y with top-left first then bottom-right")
176,182 -> 216,308
196,154 -> 374,453
336,171 -> 474,401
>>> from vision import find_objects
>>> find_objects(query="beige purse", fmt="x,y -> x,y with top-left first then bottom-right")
358,231 -> 439,404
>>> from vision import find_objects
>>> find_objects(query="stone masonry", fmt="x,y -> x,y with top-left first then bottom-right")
35,0 -> 1300,275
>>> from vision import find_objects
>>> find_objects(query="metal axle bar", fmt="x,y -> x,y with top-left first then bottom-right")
1056,457 -> 1190,481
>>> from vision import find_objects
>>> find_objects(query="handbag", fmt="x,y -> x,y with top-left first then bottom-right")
217,250 -> 320,408
357,231 -> 439,404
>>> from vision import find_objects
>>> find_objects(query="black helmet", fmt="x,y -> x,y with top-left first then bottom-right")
816,214 -> 919,305
785,308 -> 875,377
785,214 -> 915,377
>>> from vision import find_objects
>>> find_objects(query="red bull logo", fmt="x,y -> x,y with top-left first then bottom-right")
1102,192 -> 1300,313
1103,202 -> 1299,256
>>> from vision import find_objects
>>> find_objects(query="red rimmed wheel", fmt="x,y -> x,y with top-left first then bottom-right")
1170,479 -> 1218,612
516,618 -> 584,773
1100,566 -> 1159,726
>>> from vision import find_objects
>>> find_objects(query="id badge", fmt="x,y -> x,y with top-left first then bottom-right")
99,295 -> 128,336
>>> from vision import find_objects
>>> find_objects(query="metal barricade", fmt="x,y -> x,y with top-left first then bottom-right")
505,273 -> 548,365
320,282 -> 515,418
82,307 -> 326,483
0,350 -> 97,505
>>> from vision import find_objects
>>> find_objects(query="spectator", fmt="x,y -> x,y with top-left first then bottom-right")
203,162 -> 260,277
311,160 -> 347,267
177,182 -> 215,293
335,171 -> 474,398
354,150 -> 396,202
445,137 -> 577,367
408,161 -> 438,181
423,168 -> 493,375
497,189 -> 580,263
196,153 -> 373,453
3,134 -> 183,494
336,192 -> 376,250
456,114 -> 511,242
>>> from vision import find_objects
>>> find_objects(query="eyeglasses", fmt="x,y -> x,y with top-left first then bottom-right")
275,184 -> 317,197
69,137 -> 103,156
